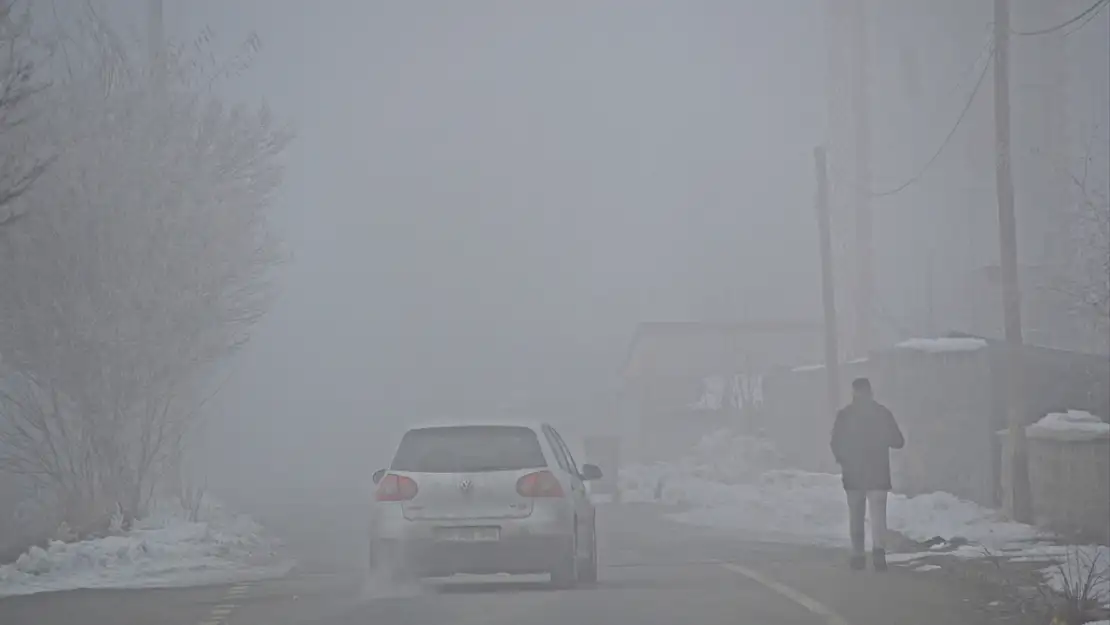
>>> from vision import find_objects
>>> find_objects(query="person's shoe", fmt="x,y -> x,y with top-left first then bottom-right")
850,554 -> 866,570
872,548 -> 888,572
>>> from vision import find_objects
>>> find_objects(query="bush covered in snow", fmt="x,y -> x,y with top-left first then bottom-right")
0,498 -> 293,597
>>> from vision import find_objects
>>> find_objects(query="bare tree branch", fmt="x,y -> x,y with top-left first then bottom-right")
0,0 -> 52,224
0,11 -> 292,528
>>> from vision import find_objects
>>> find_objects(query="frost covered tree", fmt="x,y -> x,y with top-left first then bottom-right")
0,12 -> 291,528
1051,121 -> 1110,353
0,0 -> 51,226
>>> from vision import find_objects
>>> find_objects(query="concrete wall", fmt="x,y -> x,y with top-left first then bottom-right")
635,337 -> 1110,542
1001,434 -> 1110,544
871,347 -> 998,505
760,360 -> 871,475
762,339 -> 1109,511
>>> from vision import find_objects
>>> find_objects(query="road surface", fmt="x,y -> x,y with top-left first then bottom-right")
0,496 -> 1027,625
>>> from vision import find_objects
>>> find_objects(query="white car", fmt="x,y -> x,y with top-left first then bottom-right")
369,421 -> 602,587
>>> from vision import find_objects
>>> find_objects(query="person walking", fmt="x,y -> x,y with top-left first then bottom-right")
830,377 -> 904,571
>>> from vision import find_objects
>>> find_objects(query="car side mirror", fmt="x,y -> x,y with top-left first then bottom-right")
579,464 -> 603,481
372,468 -> 387,484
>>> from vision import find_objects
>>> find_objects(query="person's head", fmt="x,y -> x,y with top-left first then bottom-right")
851,377 -> 873,401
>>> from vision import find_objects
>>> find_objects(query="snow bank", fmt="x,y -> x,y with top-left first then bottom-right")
0,499 -> 294,597
894,337 -> 988,353
888,491 -> 1044,547
621,428 -> 1107,602
623,462 -> 1043,550
1027,410 -> 1110,442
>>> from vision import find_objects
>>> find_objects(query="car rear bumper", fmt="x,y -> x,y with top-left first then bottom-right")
370,500 -> 574,577
373,534 -> 570,576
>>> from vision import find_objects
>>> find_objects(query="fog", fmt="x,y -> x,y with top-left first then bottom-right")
161,1 -> 1107,496
172,0 -> 835,495
3,0 -> 1108,595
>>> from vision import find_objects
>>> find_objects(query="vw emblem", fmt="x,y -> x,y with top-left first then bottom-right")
458,479 -> 473,493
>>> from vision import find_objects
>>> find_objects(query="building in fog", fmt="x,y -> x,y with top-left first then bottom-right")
618,321 -> 823,462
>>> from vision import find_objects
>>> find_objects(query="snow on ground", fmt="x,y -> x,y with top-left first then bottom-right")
0,499 -> 294,597
893,337 -> 989,352
620,428 -> 1108,603
1026,410 -> 1110,442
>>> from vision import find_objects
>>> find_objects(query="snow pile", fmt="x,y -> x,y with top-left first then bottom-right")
624,461 -> 1044,550
669,469 -> 854,545
887,491 -> 1043,547
621,428 -> 1106,601
0,499 -> 294,597
894,337 -> 989,353
1026,410 -> 1110,442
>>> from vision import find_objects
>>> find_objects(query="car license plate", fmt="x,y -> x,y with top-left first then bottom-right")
434,526 -> 500,543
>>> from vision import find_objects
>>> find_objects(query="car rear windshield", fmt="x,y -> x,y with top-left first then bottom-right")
390,425 -> 548,473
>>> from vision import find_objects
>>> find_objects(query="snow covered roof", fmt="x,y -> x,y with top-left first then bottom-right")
893,337 -> 989,353
789,357 -> 869,373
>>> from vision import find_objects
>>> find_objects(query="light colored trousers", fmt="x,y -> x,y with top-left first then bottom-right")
846,490 -> 888,554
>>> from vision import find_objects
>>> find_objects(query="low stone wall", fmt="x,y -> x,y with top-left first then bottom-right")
1002,433 -> 1110,543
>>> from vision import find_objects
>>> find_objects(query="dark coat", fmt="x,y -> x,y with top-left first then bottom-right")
830,398 -> 904,491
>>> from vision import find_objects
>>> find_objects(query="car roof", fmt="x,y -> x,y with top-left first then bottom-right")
403,418 -> 548,434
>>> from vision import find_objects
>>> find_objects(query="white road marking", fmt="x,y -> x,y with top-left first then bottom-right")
195,583 -> 252,625
720,563 -> 853,625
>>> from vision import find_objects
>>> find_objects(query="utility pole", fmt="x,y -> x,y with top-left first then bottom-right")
815,147 -> 842,415
148,0 -> 164,89
993,0 -> 1032,523
849,0 -> 873,358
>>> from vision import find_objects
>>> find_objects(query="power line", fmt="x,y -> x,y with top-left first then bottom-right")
869,38 -> 995,199
938,25 -> 995,104
1061,0 -> 1110,36
1012,0 -> 1109,36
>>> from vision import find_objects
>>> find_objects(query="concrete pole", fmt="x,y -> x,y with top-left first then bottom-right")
849,0 -> 874,358
815,146 -> 842,415
148,0 -> 164,90
993,0 -> 1033,523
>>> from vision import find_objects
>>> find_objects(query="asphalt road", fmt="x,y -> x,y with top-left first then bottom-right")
0,495 -> 1028,625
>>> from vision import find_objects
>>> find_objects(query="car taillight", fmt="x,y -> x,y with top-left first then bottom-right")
375,474 -> 418,501
516,470 -> 564,498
